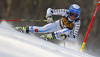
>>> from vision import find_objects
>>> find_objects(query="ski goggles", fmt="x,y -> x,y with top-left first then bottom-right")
69,12 -> 78,18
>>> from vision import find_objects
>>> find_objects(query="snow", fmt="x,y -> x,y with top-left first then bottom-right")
0,21 -> 94,57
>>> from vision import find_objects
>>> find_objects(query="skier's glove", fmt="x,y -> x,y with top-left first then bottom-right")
59,34 -> 68,40
68,35 -> 77,41
46,14 -> 54,23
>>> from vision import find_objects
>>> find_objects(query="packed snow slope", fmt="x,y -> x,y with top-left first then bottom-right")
0,21 -> 93,57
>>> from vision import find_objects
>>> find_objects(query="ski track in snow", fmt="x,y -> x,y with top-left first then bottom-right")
0,21 -> 94,57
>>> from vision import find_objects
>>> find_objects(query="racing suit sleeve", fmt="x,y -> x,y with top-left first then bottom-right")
46,8 -> 68,23
46,8 -> 68,16
73,20 -> 81,38
68,20 -> 81,41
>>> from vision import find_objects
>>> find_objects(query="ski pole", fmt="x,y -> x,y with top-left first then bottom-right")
81,0 -> 100,52
0,19 -> 48,22
0,19 -> 22,21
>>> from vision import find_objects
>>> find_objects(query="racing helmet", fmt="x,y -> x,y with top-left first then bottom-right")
68,4 -> 81,19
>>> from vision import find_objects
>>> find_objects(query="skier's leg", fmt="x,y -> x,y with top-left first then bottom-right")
53,28 -> 70,40
28,20 -> 61,33
42,28 -> 70,40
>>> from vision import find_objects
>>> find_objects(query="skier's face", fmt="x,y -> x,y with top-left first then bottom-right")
69,12 -> 78,20
69,16 -> 75,20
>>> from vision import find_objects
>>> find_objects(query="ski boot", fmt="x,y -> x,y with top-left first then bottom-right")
40,33 -> 67,40
40,32 -> 56,40
15,25 -> 29,33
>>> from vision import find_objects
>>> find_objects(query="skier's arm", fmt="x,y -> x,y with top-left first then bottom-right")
52,9 -> 68,16
52,28 -> 71,40
73,20 -> 81,38
68,20 -> 81,41
53,20 -> 81,41
46,8 -> 68,16
46,8 -> 53,23
46,8 -> 68,23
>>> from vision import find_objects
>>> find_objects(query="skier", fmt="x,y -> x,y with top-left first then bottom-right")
16,4 -> 81,41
